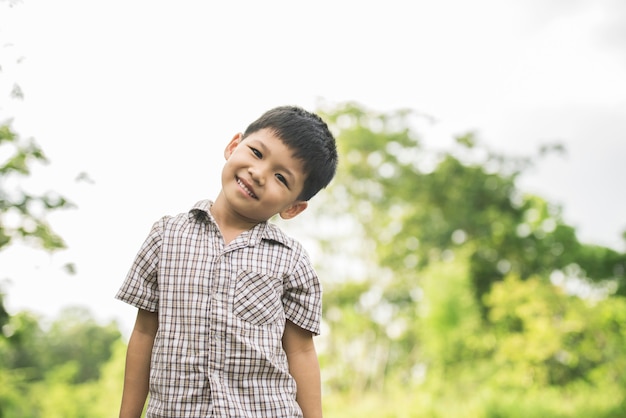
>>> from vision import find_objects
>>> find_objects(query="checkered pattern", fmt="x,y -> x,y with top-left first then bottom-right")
116,200 -> 322,417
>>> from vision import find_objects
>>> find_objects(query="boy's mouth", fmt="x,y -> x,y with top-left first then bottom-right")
237,178 -> 258,199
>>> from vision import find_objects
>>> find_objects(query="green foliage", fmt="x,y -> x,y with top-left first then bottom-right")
0,290 -> 10,329
0,311 -> 46,380
26,340 -> 127,418
0,120 -> 77,416
1,307 -> 122,384
417,255 -> 487,375
307,101 -> 626,416
486,274 -> 626,389
319,103 -> 625,304
321,267 -> 626,417
0,20 -> 110,415
43,307 -> 123,383
87,339 -> 128,418
0,308 -> 124,417
0,120 -> 73,251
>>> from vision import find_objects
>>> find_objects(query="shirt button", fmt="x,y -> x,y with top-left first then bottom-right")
249,239 -> 256,246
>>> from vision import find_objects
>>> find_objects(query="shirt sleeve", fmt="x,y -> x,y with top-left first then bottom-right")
115,219 -> 163,312
282,247 -> 322,335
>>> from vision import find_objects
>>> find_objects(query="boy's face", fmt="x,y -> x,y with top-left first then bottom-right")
220,128 -> 308,223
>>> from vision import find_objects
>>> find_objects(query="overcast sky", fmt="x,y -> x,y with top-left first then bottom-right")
1,0 -> 625,335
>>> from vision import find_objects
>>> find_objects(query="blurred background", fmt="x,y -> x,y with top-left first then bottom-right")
1,0 -> 625,416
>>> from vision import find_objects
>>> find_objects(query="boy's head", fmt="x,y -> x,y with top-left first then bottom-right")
242,106 -> 338,201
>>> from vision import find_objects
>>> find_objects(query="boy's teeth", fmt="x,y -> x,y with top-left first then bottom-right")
237,179 -> 256,198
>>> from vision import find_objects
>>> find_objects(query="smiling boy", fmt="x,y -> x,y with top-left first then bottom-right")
116,106 -> 338,418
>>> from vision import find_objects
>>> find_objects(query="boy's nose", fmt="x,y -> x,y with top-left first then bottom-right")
248,165 -> 266,186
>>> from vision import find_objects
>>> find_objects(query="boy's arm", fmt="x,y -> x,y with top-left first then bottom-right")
282,320 -> 323,418
120,308 -> 159,418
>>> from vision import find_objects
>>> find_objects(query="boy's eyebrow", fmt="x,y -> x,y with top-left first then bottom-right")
251,139 -> 298,182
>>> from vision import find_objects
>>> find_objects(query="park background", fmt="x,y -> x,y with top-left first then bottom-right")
1,0 -> 626,416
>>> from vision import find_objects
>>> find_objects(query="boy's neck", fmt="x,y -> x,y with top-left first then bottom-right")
210,193 -> 263,245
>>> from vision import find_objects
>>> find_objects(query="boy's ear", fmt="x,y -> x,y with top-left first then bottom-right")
224,133 -> 243,159
279,201 -> 308,220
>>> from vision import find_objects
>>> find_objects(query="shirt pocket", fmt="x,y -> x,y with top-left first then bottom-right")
233,270 -> 284,326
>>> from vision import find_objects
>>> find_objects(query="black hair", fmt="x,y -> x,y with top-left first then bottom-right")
242,106 -> 338,201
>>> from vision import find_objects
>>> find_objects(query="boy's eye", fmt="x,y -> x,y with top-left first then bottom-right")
275,173 -> 288,186
250,147 -> 262,158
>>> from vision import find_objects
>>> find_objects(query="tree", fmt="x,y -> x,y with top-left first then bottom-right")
0,121 -> 71,252
314,102 -> 625,304
1,0 -> 74,327
301,102 -> 626,415
1,0 -> 72,255
0,307 -> 124,417
41,307 -> 122,383
0,5 -> 82,413
486,273 -> 626,389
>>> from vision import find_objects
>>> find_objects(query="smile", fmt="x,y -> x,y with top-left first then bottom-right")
237,178 -> 258,199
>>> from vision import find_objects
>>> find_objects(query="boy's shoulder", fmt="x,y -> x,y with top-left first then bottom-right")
263,221 -> 301,249
189,199 -> 212,218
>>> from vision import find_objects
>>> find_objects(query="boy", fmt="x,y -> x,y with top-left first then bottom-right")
116,106 -> 338,418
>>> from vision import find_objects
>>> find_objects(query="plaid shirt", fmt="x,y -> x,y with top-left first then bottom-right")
116,200 -> 322,417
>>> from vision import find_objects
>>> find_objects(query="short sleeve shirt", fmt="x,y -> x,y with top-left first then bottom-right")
115,200 -> 322,417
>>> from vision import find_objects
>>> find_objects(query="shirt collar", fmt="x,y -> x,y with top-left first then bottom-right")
189,199 -> 294,249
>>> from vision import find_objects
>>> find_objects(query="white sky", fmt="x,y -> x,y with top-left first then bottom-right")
1,0 -> 625,336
